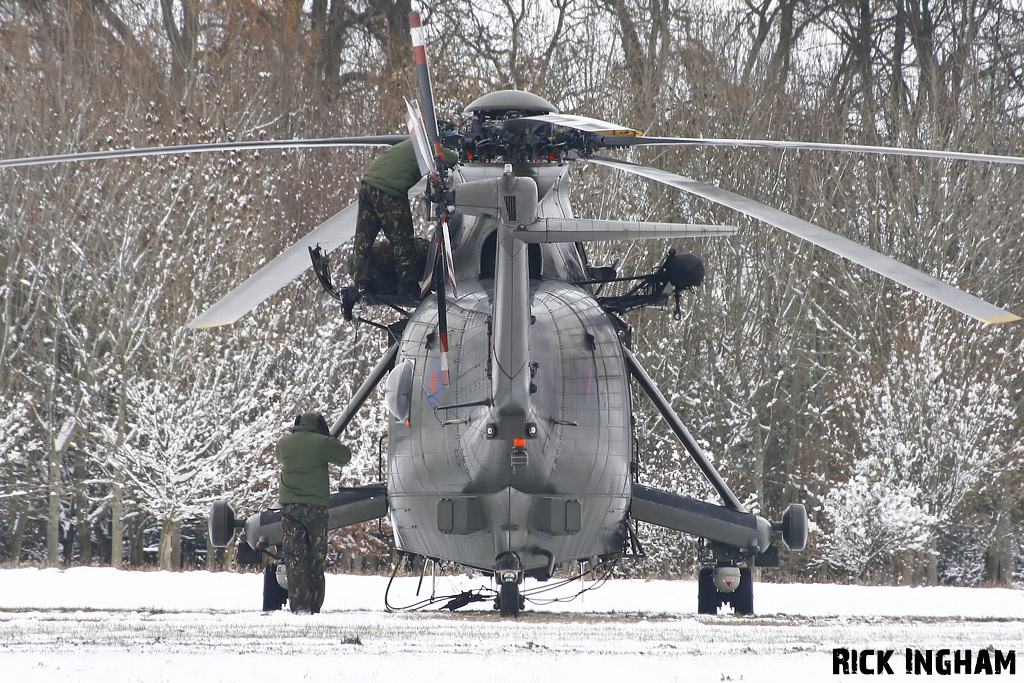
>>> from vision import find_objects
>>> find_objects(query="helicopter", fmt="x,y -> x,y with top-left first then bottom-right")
203,11 -> 1019,616
4,10 -> 1020,618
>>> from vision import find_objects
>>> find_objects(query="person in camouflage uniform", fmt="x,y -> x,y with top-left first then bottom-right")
351,138 -> 458,298
276,412 -> 351,614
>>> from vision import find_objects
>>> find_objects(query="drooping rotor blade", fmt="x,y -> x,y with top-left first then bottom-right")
188,201 -> 358,328
592,134 -> 1024,166
0,136 -> 407,170
409,10 -> 441,150
435,246 -> 451,387
591,157 -> 1020,325
418,235 -> 438,297
512,218 -> 737,243
405,98 -> 434,177
440,216 -> 458,296
410,8 -> 455,385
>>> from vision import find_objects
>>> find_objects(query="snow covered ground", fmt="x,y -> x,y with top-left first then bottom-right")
1,567 -> 1021,682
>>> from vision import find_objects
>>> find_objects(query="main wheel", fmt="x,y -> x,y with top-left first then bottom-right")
498,581 -> 521,618
782,503 -> 808,551
263,563 -> 288,611
697,567 -> 719,615
730,567 -> 754,615
235,540 -> 261,567
208,500 -> 235,548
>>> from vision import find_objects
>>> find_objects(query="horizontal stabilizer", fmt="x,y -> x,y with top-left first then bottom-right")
513,217 -> 737,243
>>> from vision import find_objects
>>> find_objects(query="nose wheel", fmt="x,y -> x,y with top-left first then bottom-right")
494,563 -> 525,617
497,580 -> 523,617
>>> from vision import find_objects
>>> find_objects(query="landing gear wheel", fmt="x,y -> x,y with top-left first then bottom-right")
697,567 -> 719,615
498,581 -> 522,618
263,563 -> 288,611
208,499 -> 235,548
781,503 -> 808,551
235,541 -> 261,567
697,566 -> 754,615
731,567 -> 754,615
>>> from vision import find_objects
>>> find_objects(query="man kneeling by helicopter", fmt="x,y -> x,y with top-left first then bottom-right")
349,138 -> 458,302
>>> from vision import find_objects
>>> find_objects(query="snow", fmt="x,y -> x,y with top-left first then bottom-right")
1,568 -> 1021,682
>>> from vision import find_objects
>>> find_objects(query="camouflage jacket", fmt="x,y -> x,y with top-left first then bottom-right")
275,425 -> 352,507
361,138 -> 458,199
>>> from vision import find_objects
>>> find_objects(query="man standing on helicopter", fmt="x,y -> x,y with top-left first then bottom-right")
350,137 -> 458,299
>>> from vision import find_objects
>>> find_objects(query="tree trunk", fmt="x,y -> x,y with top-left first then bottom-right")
129,517 -> 147,568
984,510 -> 1014,586
856,0 -> 876,134
897,550 -> 914,586
926,536 -> 939,585
110,481 -> 124,568
46,445 -> 63,567
77,487 -> 92,566
10,508 -> 27,568
751,415 -> 766,514
768,0 -> 797,91
80,522 -> 94,566
206,534 -> 217,571
158,517 -> 182,571
160,0 -> 199,101
740,0 -> 774,85
889,0 -> 909,120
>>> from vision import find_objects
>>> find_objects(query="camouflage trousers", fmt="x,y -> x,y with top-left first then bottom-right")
351,182 -> 418,287
281,503 -> 329,614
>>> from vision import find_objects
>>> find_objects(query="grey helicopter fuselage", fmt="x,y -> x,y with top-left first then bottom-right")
387,161 -> 632,578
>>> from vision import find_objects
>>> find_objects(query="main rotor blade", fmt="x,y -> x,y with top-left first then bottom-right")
0,136 -> 407,170
513,218 -> 737,243
591,158 -> 1020,325
440,216 -> 458,297
520,113 -> 643,137
594,135 -> 1024,166
409,10 -> 440,147
405,98 -> 435,177
410,9 -> 454,388
188,201 -> 358,328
